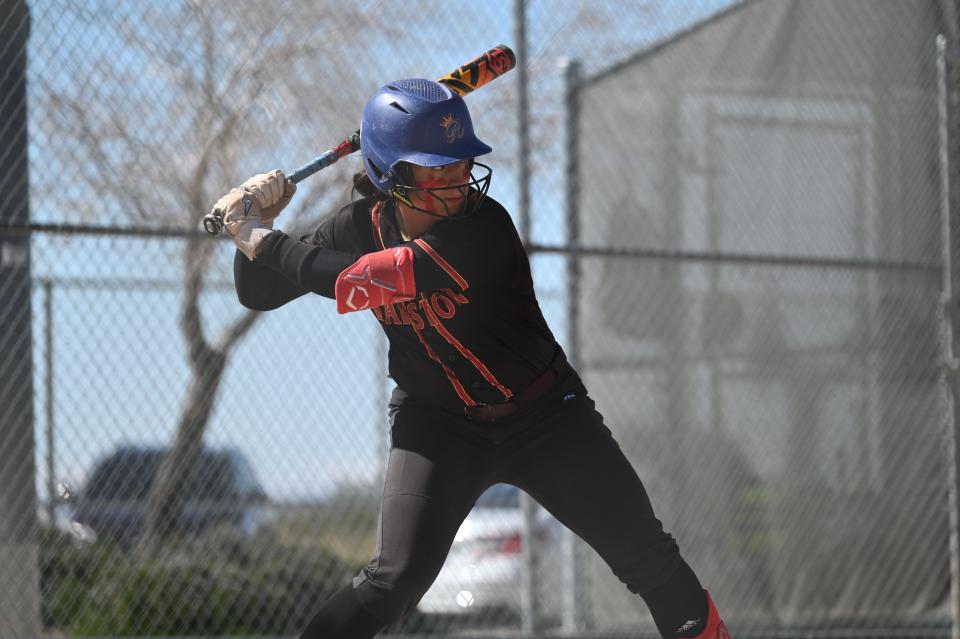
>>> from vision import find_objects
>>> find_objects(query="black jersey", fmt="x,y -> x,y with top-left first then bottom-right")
235,194 -> 562,414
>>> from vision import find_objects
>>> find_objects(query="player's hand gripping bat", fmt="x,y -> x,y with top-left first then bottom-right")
203,44 -> 517,235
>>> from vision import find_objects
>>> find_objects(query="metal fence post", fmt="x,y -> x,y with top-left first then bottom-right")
44,279 -> 55,526
560,56 -> 590,634
514,0 -> 542,636
515,0 -> 531,247
937,33 -> 960,639
0,2 -> 39,637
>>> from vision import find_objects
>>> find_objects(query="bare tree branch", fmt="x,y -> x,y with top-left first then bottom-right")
180,236 -> 213,369
214,307 -> 262,353
46,91 -> 152,222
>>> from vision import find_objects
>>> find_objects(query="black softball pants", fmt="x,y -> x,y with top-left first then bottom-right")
299,383 -> 705,639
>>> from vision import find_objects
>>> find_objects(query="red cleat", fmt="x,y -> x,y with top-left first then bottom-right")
687,592 -> 731,639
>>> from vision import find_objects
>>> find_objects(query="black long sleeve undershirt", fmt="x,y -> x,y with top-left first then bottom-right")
234,210 -> 507,313
233,249 -> 304,311
233,230 -> 356,311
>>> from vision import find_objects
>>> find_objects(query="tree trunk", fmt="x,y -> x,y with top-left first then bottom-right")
136,347 -> 226,556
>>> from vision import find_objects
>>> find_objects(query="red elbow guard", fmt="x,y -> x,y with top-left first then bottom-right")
335,246 -> 416,314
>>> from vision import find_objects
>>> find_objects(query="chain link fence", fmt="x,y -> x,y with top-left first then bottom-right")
1,0 -> 959,637
566,0 -> 960,636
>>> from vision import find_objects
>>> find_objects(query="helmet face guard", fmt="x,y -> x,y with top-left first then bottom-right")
390,161 -> 491,219
360,78 -> 493,218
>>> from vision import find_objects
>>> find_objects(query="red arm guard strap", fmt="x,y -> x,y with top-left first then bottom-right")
335,246 -> 416,314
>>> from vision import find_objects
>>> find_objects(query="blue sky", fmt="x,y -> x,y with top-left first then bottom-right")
25,0 -> 739,503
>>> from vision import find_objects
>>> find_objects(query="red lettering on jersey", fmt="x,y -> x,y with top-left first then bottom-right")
395,302 -> 412,326
371,307 -> 384,322
418,288 -> 469,322
444,288 -> 469,305
431,291 -> 456,319
419,297 -> 439,327
405,302 -> 425,330
382,303 -> 400,325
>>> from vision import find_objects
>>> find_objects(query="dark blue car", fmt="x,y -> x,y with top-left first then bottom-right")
67,446 -> 275,546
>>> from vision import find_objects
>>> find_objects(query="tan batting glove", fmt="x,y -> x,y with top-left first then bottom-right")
239,169 -> 296,225
211,169 -> 296,260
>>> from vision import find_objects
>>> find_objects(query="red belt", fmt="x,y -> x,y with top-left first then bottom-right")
464,366 -> 558,422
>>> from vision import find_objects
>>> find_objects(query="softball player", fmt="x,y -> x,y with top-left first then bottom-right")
213,78 -> 731,639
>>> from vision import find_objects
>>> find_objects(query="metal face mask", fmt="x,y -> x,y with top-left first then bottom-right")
389,160 -> 491,219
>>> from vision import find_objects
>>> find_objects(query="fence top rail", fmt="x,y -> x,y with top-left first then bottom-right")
527,243 -> 940,273
2,222 -> 940,273
0,221 -> 222,240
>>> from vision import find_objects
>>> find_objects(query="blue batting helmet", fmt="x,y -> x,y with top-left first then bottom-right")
359,78 -> 492,198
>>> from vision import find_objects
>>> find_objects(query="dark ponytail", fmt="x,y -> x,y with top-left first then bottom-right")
352,170 -> 386,200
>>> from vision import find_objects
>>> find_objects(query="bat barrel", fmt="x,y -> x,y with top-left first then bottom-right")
437,44 -> 516,96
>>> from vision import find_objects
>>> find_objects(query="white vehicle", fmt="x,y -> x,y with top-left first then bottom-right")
418,483 -> 564,621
